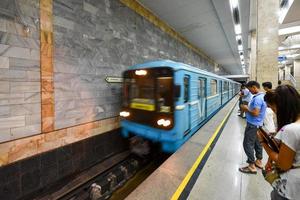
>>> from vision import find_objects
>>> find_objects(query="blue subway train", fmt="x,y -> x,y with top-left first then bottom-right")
120,60 -> 240,153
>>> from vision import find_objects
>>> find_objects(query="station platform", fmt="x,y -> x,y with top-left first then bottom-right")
126,97 -> 272,200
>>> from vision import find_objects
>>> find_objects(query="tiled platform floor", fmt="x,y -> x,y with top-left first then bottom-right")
188,105 -> 272,200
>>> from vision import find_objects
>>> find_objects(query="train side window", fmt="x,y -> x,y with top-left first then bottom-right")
184,77 -> 189,103
224,81 -> 229,91
210,79 -> 217,96
198,79 -> 205,98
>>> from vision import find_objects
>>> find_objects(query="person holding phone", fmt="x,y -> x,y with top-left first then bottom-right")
257,85 -> 300,200
239,81 -> 267,174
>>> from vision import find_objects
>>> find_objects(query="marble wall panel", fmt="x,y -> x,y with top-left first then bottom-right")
0,106 -> 9,117
0,31 -> 40,49
0,56 -> 9,68
0,128 -> 10,142
10,81 -> 40,93
0,17 -> 39,39
9,57 -> 40,71
10,124 -> 41,139
0,0 -> 41,142
0,44 -> 40,60
0,116 -> 25,129
0,81 -> 9,93
10,103 -> 41,116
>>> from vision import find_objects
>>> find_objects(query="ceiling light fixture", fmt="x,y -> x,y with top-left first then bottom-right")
229,0 -> 245,71
286,54 -> 300,58
234,24 -> 242,34
279,44 -> 300,51
229,0 -> 239,9
236,35 -> 242,41
279,26 -> 300,35
238,44 -> 243,51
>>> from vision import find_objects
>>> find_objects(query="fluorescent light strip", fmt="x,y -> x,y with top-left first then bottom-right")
279,26 -> 300,35
279,44 -> 300,51
236,35 -> 242,40
286,54 -> 300,58
230,0 -> 238,10
238,44 -> 243,51
234,24 -> 242,34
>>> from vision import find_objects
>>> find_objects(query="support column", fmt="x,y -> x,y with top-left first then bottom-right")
294,60 -> 300,91
256,0 -> 279,86
249,31 -> 257,81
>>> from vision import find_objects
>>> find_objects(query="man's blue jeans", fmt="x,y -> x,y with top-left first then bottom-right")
243,123 -> 263,164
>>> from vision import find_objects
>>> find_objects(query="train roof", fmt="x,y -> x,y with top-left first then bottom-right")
128,60 -> 238,83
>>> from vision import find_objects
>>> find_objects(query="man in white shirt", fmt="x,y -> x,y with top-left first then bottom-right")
262,82 -> 276,133
239,84 -> 253,118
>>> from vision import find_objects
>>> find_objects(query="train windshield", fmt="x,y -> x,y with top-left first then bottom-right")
123,68 -> 174,113
156,77 -> 173,113
125,78 -> 156,111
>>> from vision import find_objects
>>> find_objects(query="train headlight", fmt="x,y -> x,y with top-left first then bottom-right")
120,111 -> 130,117
157,119 -> 171,127
135,70 -> 147,76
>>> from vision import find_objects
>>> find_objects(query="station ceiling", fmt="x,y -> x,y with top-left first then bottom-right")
138,0 -> 300,75
138,0 -> 250,75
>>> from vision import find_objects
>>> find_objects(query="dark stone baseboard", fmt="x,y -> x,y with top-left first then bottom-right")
0,129 -> 129,200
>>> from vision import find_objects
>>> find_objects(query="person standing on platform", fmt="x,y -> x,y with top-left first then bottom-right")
239,81 -> 267,174
238,84 -> 244,113
262,82 -> 276,133
258,85 -> 300,200
239,84 -> 253,118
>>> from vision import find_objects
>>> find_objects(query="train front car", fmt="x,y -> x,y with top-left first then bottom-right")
120,63 -> 182,153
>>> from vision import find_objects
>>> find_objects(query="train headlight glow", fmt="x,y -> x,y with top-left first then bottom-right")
120,111 -> 130,117
135,70 -> 147,76
157,119 -> 171,127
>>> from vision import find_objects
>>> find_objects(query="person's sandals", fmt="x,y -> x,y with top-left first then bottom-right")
239,166 -> 257,174
255,161 -> 263,169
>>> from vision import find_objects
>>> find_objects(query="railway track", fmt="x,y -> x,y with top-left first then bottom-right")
36,142 -> 169,200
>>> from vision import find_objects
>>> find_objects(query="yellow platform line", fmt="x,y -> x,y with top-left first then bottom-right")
171,100 -> 238,200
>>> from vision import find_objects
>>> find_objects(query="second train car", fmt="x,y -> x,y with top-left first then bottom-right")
120,60 -> 240,153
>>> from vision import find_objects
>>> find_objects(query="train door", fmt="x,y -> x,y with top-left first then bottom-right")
227,82 -> 230,100
220,81 -> 223,105
183,75 -> 190,135
198,77 -> 207,122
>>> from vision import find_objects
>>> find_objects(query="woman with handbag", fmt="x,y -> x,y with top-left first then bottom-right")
257,85 -> 300,200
